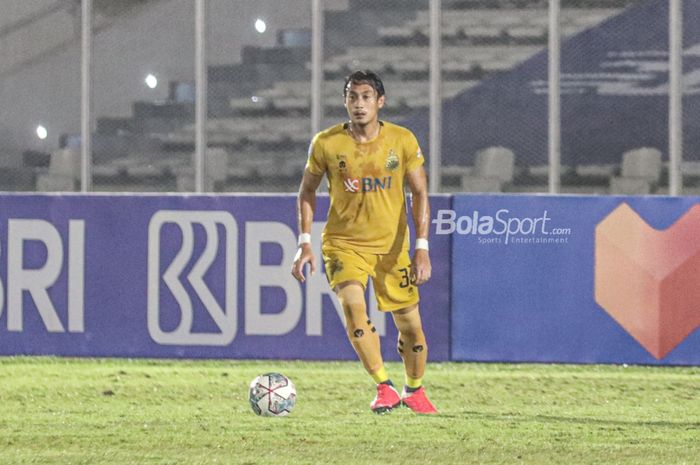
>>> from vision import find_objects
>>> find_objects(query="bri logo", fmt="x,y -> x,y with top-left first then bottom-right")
344,176 -> 393,193
148,211 -> 238,346
595,203 -> 700,359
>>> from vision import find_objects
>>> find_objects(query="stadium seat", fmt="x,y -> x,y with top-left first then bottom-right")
207,148 -> 229,183
441,165 -> 473,183
414,9 -> 526,28
378,25 -> 416,42
125,165 -> 163,179
48,148 -> 80,178
442,62 -> 474,74
328,46 -> 541,79
462,25 -> 504,40
36,174 -> 77,192
575,164 -> 617,178
274,97 -> 310,112
91,164 -> 123,178
621,147 -> 662,181
609,147 -> 662,194
36,148 -> 81,191
460,177 -> 504,193
507,25 -> 546,41
461,146 -> 515,192
681,161 -> 700,177
609,177 -> 652,195
230,96 -> 266,110
175,147 -> 229,192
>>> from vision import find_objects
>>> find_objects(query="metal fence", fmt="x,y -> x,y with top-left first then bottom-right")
0,0 -> 691,194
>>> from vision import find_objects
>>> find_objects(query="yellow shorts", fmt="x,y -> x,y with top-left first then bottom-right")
322,244 -> 420,312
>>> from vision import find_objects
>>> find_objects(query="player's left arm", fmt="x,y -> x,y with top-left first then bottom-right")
406,165 -> 431,286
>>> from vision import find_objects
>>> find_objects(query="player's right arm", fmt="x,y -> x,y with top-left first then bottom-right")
291,169 -> 323,283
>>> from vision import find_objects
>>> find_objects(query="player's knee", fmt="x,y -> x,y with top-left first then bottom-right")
339,299 -> 364,318
401,323 -> 425,342
340,300 -> 364,323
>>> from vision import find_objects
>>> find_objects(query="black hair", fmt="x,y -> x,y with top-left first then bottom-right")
343,70 -> 385,98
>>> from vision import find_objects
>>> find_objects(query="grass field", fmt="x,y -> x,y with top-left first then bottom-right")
0,358 -> 698,465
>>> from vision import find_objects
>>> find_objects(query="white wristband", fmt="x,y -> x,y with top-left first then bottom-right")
415,238 -> 429,251
298,233 -> 312,246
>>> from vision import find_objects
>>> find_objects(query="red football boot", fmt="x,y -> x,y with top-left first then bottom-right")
370,383 -> 401,414
401,386 -> 438,414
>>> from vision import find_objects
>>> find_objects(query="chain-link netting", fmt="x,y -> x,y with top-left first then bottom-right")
679,0 -> 698,195
323,0 -> 430,170
89,0 -> 195,192
559,0 -> 660,195
437,0 -> 549,193
208,0 -> 313,193
0,0 -> 82,191
0,0 -> 692,194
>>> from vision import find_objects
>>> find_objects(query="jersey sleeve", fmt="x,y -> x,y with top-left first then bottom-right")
404,130 -> 425,172
305,134 -> 327,176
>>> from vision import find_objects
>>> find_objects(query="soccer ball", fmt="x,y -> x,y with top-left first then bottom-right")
248,372 -> 296,417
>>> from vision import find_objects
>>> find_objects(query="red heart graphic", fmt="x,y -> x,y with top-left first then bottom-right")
595,203 -> 700,359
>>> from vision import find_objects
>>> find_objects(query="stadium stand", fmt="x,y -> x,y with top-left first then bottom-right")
383,7 -> 618,46
14,0 -> 633,193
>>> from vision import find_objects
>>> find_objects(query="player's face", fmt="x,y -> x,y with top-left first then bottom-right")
344,82 -> 385,127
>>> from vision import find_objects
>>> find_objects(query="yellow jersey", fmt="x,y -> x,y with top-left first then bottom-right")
306,121 -> 425,254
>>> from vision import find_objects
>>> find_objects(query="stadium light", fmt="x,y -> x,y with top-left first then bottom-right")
145,74 -> 158,89
254,18 -> 267,33
36,125 -> 48,140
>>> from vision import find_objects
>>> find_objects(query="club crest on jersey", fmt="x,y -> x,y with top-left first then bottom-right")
385,150 -> 400,171
336,155 -> 348,175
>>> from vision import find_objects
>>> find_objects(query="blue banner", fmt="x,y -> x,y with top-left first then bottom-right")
448,194 -> 700,365
5,193 -> 699,365
0,194 -> 452,361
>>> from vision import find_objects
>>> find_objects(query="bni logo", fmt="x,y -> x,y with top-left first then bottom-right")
148,211 -> 237,346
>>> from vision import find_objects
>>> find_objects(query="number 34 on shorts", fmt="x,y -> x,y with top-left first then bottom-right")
321,245 -> 420,312
397,266 -> 416,289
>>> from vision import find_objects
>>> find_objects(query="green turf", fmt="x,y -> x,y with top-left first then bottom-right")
0,357 -> 697,465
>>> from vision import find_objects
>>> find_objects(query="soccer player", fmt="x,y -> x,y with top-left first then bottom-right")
291,70 -> 437,414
